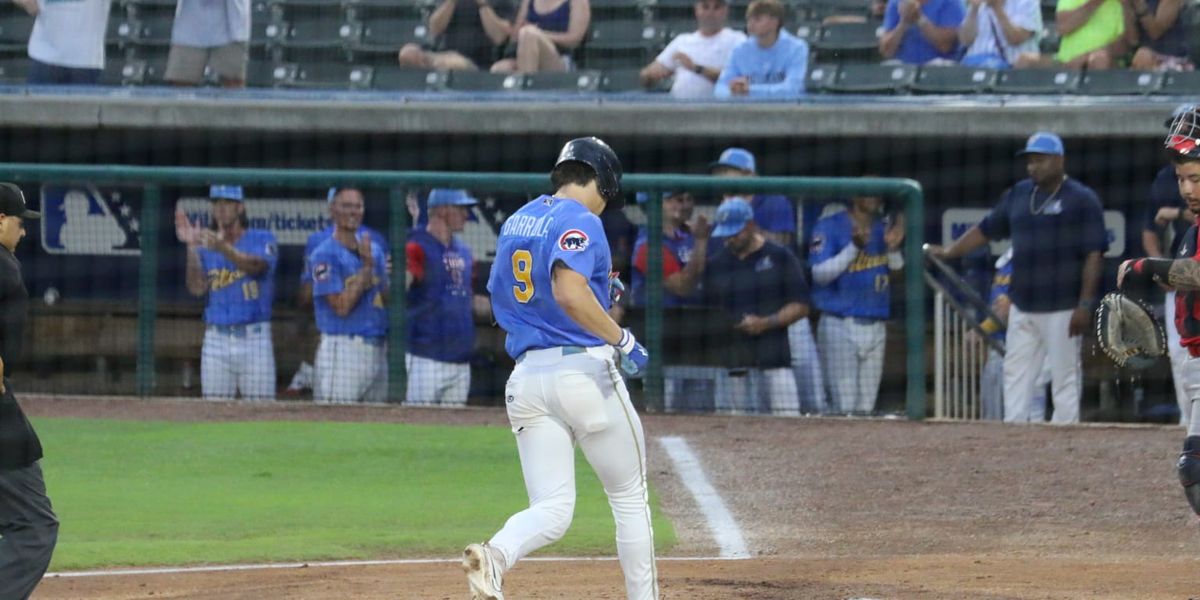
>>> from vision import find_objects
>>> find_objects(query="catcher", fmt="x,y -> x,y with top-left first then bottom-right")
1116,103 -> 1200,518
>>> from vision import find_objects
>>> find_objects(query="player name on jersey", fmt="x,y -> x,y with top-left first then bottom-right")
500,213 -> 555,238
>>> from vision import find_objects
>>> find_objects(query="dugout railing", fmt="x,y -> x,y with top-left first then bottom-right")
0,163 -> 928,419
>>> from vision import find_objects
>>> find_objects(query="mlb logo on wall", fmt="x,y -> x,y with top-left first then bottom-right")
41,184 -> 142,256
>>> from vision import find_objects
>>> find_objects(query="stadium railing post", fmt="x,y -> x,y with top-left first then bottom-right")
388,185 -> 409,404
137,184 -> 161,396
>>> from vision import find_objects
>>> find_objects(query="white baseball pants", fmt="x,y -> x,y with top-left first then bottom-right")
490,345 -> 658,600
405,353 -> 470,407
788,318 -> 827,414
1166,292 -> 1193,426
816,315 -> 886,415
716,367 -> 799,415
201,322 -> 275,401
1003,305 -> 1081,424
1179,354 -> 1200,436
314,335 -> 388,404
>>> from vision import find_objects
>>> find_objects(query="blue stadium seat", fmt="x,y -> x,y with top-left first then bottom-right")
444,70 -> 524,91
369,66 -> 447,91
804,63 -> 839,92
523,70 -> 603,91
1076,70 -> 1163,95
1160,71 -> 1200,96
0,14 -> 34,53
825,63 -> 914,93
992,68 -> 1079,94
911,65 -> 996,94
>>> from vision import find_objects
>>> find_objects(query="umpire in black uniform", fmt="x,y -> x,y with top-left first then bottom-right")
0,183 -> 57,599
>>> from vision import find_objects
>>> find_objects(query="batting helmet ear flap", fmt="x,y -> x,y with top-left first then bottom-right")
554,137 -> 624,209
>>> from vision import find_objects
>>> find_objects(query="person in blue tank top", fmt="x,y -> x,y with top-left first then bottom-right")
176,184 -> 279,401
463,137 -> 658,600
1128,0 -> 1193,72
405,188 -> 490,407
309,188 -> 390,404
283,186 -> 389,397
810,191 -> 904,415
715,0 -> 809,99
490,0 -> 591,73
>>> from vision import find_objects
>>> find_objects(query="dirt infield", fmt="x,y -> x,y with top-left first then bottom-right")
23,395 -> 1200,599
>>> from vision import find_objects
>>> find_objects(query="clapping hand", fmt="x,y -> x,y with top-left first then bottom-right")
174,206 -> 202,246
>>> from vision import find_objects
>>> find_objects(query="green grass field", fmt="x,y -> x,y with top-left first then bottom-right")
33,418 -> 676,571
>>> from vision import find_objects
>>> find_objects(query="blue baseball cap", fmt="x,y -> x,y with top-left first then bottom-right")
711,198 -> 754,237
209,185 -> 243,201
634,190 -> 686,204
1015,132 -> 1064,157
709,147 -> 757,174
427,188 -> 478,208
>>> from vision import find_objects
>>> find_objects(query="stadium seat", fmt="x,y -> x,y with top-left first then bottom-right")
806,0 -> 873,21
106,16 -> 129,50
444,70 -> 524,91
523,70 -> 603,92
120,58 -> 168,85
267,0 -> 341,9
992,68 -> 1079,94
825,63 -> 914,93
577,50 -> 651,71
275,61 -> 357,88
589,0 -> 646,19
813,21 -> 879,63
279,16 -> 358,50
353,18 -> 427,53
793,21 -> 821,44
1076,70 -> 1162,95
251,19 -> 287,49
370,66 -> 446,91
344,0 -> 430,18
910,65 -> 996,94
1038,27 -> 1060,54
600,67 -> 668,92
124,0 -> 178,8
99,59 -> 126,86
1160,71 -> 1200,96
245,61 -> 284,88
0,57 -> 27,84
0,14 -> 34,53
804,63 -> 839,92
127,15 -> 175,47
587,20 -> 664,51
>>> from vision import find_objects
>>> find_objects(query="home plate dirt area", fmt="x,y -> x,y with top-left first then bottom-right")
26,396 -> 1200,599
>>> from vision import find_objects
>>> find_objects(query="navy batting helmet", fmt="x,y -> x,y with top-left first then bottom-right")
555,137 -> 623,208
1165,104 -> 1200,159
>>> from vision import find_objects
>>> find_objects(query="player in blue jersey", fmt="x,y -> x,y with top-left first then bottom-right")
463,138 -> 657,600
309,187 -> 390,404
176,184 -> 279,400
406,188 -> 489,407
283,186 -> 388,396
809,190 -> 904,415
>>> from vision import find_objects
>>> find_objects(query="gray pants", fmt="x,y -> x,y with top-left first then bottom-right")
0,461 -> 58,600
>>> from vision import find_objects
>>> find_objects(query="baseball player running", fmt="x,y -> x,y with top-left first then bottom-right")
0,183 -> 57,600
176,185 -> 279,400
463,137 -> 657,600
810,191 -> 903,415
1118,104 -> 1200,517
309,188 -> 390,403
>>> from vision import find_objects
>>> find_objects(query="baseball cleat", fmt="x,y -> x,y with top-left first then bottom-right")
462,543 -> 504,600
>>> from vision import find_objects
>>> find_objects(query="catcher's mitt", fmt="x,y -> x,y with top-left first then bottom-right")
1095,292 -> 1167,370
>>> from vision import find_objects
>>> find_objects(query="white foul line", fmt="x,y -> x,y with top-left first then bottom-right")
46,556 -> 748,579
657,436 -> 749,558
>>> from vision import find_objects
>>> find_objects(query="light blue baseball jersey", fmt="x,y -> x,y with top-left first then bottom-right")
487,195 -> 611,359
197,229 -> 278,325
310,234 -> 389,338
300,225 -> 388,284
809,211 -> 890,320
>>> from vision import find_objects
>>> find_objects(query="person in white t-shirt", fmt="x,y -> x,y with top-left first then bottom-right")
639,0 -> 746,99
15,0 -> 112,85
957,0 -> 1041,68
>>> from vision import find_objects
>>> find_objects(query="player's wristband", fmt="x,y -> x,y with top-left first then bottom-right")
615,329 -> 637,355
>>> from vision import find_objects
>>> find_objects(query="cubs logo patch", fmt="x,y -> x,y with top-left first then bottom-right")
558,229 -> 589,251
313,262 -> 331,282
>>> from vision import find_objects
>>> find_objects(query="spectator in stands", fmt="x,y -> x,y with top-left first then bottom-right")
639,0 -> 746,98
809,190 -> 904,416
699,199 -> 809,415
715,0 -> 808,99
878,0 -> 964,64
398,0 -> 515,71
490,0 -> 591,73
405,189 -> 491,407
631,191 -> 711,307
15,0 -> 112,85
165,0 -> 251,88
1128,0 -> 1193,71
929,132 -> 1106,424
958,0 -> 1042,68
1015,0 -> 1136,69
